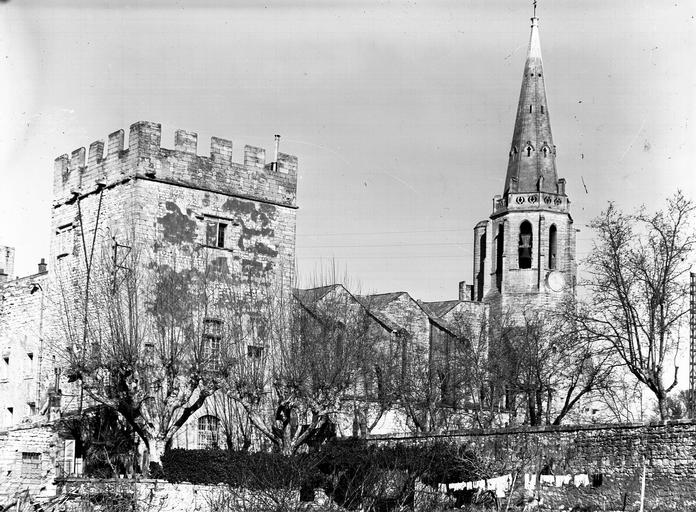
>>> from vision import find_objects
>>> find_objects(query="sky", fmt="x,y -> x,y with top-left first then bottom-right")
1,0 -> 695,301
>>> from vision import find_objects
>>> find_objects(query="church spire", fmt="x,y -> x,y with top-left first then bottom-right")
503,11 -> 560,197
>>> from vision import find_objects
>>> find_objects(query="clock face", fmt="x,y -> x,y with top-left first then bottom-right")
547,271 -> 566,292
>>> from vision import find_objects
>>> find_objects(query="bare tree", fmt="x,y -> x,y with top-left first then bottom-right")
499,307 -> 617,426
221,281 -> 379,455
58,244 -> 229,471
575,192 -> 696,419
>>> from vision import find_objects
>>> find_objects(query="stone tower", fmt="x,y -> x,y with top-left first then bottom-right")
471,15 -> 576,317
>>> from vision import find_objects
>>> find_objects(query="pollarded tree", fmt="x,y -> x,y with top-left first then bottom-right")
575,192 -> 695,419
58,244 -> 231,472
221,281 -> 379,455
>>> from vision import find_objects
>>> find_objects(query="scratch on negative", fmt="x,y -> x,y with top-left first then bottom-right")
619,119 -> 646,162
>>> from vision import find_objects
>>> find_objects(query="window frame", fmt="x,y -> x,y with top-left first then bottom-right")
203,318 -> 223,371
548,224 -> 558,269
518,220 -> 533,269
197,415 -> 220,449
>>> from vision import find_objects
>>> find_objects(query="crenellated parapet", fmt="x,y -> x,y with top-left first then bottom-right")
53,121 -> 298,209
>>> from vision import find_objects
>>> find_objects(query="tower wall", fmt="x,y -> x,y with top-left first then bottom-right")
51,121 -> 298,290
6,120 -> 300,425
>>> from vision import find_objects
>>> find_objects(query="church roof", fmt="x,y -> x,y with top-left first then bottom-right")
420,300 -> 460,318
503,15 -> 560,197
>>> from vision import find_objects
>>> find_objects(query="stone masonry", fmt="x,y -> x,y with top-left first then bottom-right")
372,419 -> 696,510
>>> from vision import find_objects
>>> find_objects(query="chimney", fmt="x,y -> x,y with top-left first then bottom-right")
458,281 -> 468,301
272,134 -> 280,171
38,258 -> 47,274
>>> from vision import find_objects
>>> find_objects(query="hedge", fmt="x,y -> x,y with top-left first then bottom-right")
161,449 -> 322,490
162,439 -> 481,491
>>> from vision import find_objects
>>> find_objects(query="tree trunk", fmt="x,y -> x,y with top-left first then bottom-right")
143,437 -> 168,477
656,391 -> 667,421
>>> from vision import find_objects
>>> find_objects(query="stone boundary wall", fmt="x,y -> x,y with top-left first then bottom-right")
368,419 -> 696,509
59,478 -> 308,512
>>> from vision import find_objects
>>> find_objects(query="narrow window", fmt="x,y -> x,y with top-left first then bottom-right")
203,319 -> 223,371
541,105 -> 545,114
549,225 -> 558,269
495,224 -> 504,290
529,105 -> 533,113
197,416 -> 219,449
477,233 -> 486,300
518,221 -> 533,269
543,146 -> 549,157
216,223 -> 227,248
526,146 -> 532,157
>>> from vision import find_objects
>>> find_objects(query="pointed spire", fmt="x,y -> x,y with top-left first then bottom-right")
503,12 -> 561,197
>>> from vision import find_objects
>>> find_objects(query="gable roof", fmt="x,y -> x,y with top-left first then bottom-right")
420,300 -> 460,318
293,285 -> 404,335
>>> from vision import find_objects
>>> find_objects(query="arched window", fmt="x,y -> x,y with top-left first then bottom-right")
549,225 -> 557,269
198,415 -> 219,449
542,146 -> 549,158
477,233 -> 486,300
518,221 -> 533,269
495,224 -> 504,290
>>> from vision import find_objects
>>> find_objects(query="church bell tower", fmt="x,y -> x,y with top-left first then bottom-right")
471,12 -> 576,316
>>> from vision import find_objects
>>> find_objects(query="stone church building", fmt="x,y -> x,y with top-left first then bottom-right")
470,15 -> 576,318
0,12 -> 578,499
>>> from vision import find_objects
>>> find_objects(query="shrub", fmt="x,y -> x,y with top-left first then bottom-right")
161,441 -> 483,509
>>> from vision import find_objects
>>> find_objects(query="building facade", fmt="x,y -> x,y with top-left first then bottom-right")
0,11 -> 582,500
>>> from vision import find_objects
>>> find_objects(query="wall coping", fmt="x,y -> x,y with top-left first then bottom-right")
365,418 -> 696,441
0,420 -> 55,435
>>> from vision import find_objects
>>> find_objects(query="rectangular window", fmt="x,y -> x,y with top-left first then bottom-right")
206,221 -> 228,249
217,223 -> 227,248
21,452 -> 41,478
55,223 -> 74,259
197,416 -> 219,449
249,313 -> 268,340
203,319 -> 223,371
247,345 -> 263,359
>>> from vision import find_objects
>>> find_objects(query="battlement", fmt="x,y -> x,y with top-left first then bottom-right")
53,121 -> 298,208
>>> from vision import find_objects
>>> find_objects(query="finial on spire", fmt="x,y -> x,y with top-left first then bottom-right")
533,0 -> 537,18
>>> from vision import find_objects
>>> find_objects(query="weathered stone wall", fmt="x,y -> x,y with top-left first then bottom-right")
0,272 -> 51,428
485,207 -> 575,318
51,121 -> 298,298
59,478 -> 304,512
371,419 -> 696,509
0,423 -> 61,501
